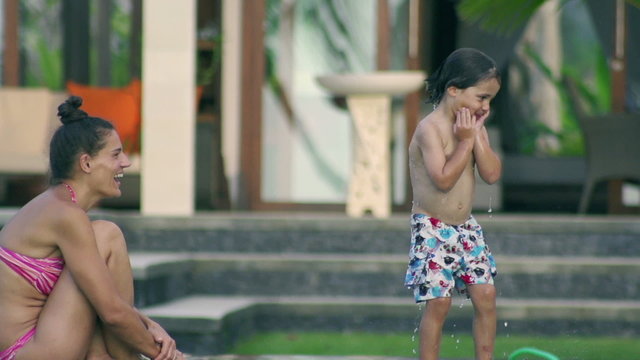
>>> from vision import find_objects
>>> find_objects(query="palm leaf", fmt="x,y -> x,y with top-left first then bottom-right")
457,0 -> 640,35
628,0 -> 640,7
457,0 -> 548,34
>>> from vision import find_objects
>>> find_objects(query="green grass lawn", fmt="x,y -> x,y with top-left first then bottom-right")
230,331 -> 640,360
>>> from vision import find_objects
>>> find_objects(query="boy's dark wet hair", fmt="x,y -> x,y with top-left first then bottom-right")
49,96 -> 115,185
426,48 -> 501,106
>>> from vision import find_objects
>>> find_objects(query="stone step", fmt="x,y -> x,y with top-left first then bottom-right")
141,295 -> 640,356
110,213 -> 640,257
4,210 -> 638,256
131,252 -> 640,307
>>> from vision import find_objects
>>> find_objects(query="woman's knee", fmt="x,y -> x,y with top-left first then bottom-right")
91,220 -> 128,259
91,220 -> 134,303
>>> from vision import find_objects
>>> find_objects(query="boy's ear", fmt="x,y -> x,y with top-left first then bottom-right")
447,86 -> 458,97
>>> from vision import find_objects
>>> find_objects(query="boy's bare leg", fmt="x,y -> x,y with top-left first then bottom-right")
88,221 -> 140,360
419,297 -> 452,360
468,284 -> 497,360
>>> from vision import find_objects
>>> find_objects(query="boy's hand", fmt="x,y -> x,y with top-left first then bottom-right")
474,108 -> 491,130
454,107 -> 476,142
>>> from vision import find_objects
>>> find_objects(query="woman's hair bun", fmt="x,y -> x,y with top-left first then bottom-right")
57,96 -> 88,125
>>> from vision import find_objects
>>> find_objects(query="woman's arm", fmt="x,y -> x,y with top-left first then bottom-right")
54,209 -> 164,358
138,311 -> 179,359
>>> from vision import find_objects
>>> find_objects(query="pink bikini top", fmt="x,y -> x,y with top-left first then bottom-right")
0,246 -> 64,295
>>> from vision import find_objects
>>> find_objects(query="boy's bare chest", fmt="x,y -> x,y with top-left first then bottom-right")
440,132 -> 458,157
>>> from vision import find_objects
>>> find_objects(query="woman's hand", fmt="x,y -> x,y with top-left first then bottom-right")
146,320 -> 181,360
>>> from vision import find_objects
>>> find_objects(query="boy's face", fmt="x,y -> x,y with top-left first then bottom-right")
449,78 -> 501,119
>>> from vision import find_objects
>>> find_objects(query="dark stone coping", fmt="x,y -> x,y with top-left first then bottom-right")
2,209 -> 639,234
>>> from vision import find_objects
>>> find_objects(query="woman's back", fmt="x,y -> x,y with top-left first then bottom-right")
0,190 -> 75,351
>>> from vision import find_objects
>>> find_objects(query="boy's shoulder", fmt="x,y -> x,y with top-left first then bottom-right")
416,112 -> 448,136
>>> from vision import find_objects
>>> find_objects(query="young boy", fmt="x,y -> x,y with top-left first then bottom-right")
404,48 -> 502,360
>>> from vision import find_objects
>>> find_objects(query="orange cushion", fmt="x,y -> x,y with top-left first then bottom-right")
66,80 -> 142,154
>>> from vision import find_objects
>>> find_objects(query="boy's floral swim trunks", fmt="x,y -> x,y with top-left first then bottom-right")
404,213 -> 497,302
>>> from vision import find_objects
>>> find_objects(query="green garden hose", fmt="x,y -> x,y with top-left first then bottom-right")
508,347 -> 560,360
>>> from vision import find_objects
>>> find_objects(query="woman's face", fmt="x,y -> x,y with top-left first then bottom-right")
88,130 -> 131,198
450,77 -> 501,119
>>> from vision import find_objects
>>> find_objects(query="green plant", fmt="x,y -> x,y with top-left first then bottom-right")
21,0 -> 63,90
457,0 -> 640,35
519,25 -> 613,156
110,1 -> 132,87
457,0 -> 620,156
29,39 -> 63,90
197,33 -> 223,86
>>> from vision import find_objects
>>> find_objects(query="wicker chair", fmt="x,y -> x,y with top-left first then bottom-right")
563,77 -> 640,213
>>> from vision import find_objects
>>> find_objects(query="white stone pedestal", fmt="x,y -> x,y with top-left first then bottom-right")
317,71 -> 425,218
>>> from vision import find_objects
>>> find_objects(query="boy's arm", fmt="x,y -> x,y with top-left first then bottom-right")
419,115 -> 476,192
473,125 -> 502,184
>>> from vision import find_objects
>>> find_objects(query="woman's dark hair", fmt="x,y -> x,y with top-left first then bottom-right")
49,96 -> 115,185
426,48 -> 500,106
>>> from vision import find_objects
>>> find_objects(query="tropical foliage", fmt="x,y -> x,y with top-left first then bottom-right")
20,0 -> 134,89
457,0 -> 623,156
457,0 -> 640,35
21,0 -> 63,89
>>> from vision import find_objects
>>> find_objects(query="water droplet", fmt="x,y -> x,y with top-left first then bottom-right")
450,334 -> 455,338
456,339 -> 460,344
504,321 -> 509,328
410,303 -> 423,354
488,196 -> 493,218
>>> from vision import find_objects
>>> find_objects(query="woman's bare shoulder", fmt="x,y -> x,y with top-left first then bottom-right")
40,196 -> 89,224
90,219 -> 124,237
27,197 -> 94,243
0,194 -> 89,256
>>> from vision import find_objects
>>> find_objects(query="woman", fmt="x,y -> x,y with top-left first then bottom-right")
0,96 -> 184,360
